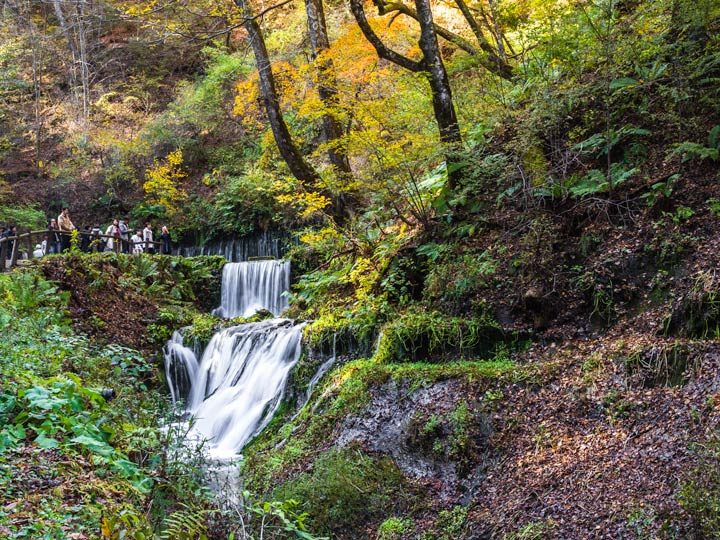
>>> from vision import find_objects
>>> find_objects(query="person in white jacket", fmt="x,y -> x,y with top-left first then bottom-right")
131,231 -> 144,254
142,222 -> 154,254
104,219 -> 120,251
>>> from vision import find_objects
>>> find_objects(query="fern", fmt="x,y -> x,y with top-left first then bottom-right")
670,126 -> 720,163
132,255 -> 159,282
670,142 -> 719,162
160,503 -> 212,540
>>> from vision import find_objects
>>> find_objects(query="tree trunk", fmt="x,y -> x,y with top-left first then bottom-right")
304,0 -> 352,176
234,0 -> 320,186
352,0 -> 462,187
415,0 -> 462,188
487,0 -> 507,62
415,0 -> 461,149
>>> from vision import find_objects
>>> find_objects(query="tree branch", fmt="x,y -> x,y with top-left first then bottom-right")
377,0 -> 514,80
349,0 -> 423,72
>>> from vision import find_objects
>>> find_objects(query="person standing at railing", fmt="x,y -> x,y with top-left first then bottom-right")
48,219 -> 62,254
1,224 -> 16,260
57,208 -> 76,252
160,226 -> 172,255
131,230 -> 144,254
104,219 -> 120,252
79,225 -> 93,252
142,222 -> 154,254
90,225 -> 102,252
119,218 -> 130,254
33,242 -> 45,258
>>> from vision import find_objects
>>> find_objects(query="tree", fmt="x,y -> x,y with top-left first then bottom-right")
350,0 -> 463,187
370,0 -> 514,80
304,0 -> 352,176
233,0 -> 320,187
232,0 -> 353,219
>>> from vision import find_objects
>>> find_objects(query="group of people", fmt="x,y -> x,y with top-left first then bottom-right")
2,207 -> 173,259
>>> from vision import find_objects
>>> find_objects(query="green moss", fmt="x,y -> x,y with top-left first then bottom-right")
373,309 -> 504,364
678,436 -> 720,537
450,402 -> 472,460
420,506 -> 469,540
377,517 -> 414,539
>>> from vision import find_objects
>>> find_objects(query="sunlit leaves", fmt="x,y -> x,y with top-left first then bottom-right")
143,149 -> 188,216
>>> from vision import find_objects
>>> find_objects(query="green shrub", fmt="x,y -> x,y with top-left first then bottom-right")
0,204 -> 47,231
273,447 -> 408,537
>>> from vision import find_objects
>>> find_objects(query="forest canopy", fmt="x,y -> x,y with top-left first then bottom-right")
0,0 -> 714,240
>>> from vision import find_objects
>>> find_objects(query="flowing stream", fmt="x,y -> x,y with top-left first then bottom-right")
164,260 -> 301,459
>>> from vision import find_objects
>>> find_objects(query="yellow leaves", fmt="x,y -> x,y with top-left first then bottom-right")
143,149 -> 188,215
122,2 -> 159,18
346,257 -> 376,301
166,149 -> 183,167
234,77 -> 262,128
101,517 -> 112,539
299,226 -> 340,245
275,190 -> 331,219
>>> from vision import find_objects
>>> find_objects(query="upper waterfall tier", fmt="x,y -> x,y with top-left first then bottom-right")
213,260 -> 290,319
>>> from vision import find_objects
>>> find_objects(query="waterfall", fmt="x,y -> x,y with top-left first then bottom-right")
164,331 -> 200,404
305,333 -> 337,404
213,261 -> 290,319
165,320 -> 303,458
164,256 -> 300,458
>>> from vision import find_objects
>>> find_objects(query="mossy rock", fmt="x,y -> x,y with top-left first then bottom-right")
303,314 -> 376,358
374,310 -> 504,363
271,445 -> 410,538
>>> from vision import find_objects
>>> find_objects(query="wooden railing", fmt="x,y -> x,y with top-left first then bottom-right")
0,230 -> 162,272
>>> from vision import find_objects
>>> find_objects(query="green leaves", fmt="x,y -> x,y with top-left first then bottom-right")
669,126 -> 720,163
573,125 -> 651,158
609,77 -> 640,91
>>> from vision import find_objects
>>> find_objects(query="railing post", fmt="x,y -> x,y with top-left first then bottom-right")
0,239 -> 7,271
9,236 -> 19,268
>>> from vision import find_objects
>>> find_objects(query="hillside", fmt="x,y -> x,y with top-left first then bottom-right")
1,0 -> 720,538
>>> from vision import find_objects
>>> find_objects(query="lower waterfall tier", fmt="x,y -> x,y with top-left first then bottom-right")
164,318 -> 303,457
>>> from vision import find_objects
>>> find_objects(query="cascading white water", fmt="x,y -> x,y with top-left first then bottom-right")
165,319 -> 303,458
164,257 -> 300,458
213,260 -> 290,318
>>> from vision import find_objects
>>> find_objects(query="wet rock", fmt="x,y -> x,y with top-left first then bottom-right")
334,378 -> 494,500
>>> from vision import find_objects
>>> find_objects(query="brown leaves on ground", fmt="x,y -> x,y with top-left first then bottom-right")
41,257 -> 159,350
466,333 -> 720,539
